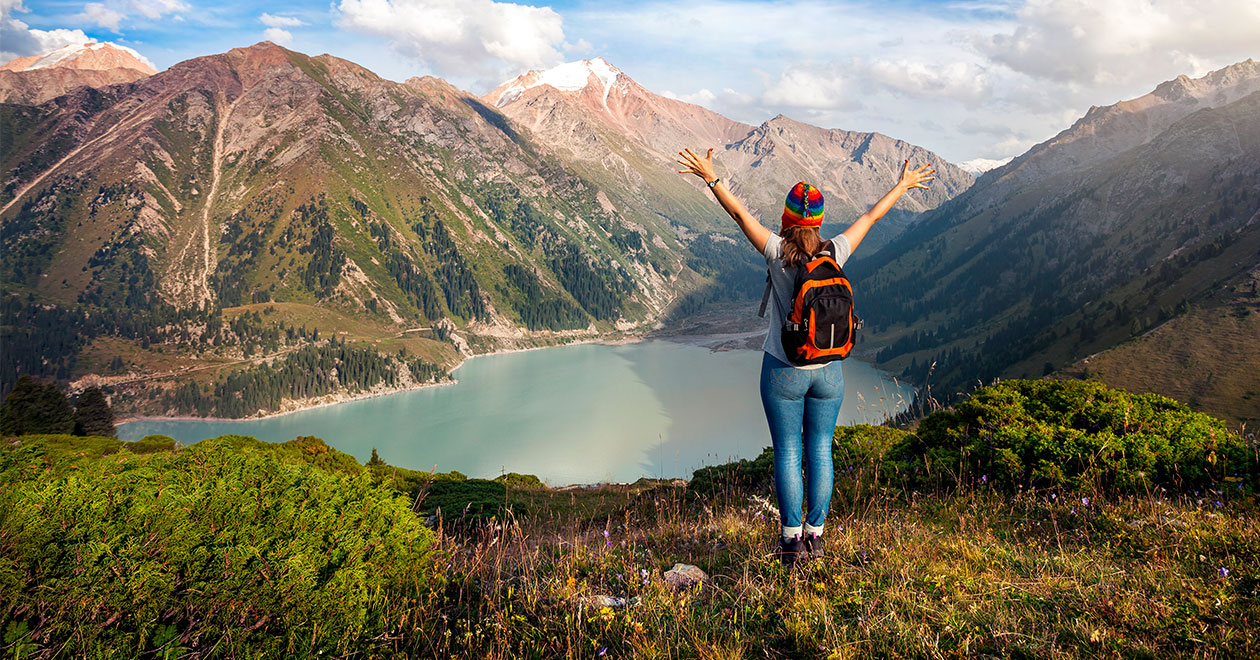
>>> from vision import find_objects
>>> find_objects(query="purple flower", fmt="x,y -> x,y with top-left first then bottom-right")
598,648 -> 607,657
1215,500 -> 1223,508
981,474 -> 988,483
1051,493 -> 1057,500
1220,567 -> 1230,577
616,573 -> 623,580
603,529 -> 611,547
1081,497 -> 1090,506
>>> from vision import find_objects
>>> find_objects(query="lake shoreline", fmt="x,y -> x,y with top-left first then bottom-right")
116,300 -> 916,442
115,332 -> 651,426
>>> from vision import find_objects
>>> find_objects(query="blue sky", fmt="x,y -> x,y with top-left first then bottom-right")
4,0 -> 1258,162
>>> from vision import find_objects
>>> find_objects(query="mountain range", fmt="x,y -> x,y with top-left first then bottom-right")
0,42 -> 970,418
487,58 -> 973,252
2,41 -> 1255,424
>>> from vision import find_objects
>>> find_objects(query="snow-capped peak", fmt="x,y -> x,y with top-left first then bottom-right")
12,42 -> 156,74
493,57 -> 622,108
957,156 -> 1013,176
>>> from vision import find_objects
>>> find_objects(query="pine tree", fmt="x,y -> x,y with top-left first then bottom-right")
367,447 -> 385,467
0,375 -> 74,435
73,386 -> 117,437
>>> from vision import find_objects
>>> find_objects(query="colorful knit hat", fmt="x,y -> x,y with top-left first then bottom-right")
781,181 -> 824,229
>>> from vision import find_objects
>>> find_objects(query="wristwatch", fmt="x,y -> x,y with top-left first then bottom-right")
707,178 -> 721,189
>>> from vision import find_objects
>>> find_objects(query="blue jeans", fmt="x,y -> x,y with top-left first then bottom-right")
759,352 -> 844,529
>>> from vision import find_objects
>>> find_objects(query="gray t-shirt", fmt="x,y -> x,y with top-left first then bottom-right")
760,233 -> 853,369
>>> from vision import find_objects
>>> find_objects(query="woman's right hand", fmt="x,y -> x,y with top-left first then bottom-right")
677,148 -> 718,184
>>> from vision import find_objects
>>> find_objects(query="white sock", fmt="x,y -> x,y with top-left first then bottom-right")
781,525 -> 802,541
804,522 -> 824,537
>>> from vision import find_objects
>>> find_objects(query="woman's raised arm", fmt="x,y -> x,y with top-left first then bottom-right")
677,148 -> 772,254
841,160 -> 935,253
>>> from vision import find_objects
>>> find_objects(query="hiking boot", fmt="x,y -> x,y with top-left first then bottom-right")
775,534 -> 804,567
804,533 -> 825,560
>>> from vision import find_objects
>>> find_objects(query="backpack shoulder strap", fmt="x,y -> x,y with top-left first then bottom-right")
758,274 -> 772,318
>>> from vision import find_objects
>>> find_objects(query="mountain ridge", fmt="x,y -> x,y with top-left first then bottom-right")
487,58 -> 974,256
858,59 -> 1260,424
0,41 -> 157,105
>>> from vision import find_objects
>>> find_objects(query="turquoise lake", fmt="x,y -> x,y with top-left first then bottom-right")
118,340 -> 912,485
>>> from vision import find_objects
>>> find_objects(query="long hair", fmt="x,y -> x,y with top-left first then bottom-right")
780,225 -> 822,267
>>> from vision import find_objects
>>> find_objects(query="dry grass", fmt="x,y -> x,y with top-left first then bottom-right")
385,482 -> 1258,659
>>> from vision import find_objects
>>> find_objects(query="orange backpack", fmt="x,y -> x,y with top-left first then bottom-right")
758,241 -> 862,365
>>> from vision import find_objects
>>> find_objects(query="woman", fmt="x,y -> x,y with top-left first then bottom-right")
676,147 -> 934,566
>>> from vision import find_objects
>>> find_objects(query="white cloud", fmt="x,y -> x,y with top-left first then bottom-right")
762,68 -> 856,111
336,0 -> 566,81
662,87 -> 718,106
975,0 -> 1260,84
565,0 -> 1260,161
260,12 -> 304,28
79,2 -> 124,30
129,0 -> 188,20
2,1 -> 92,62
862,60 -> 994,108
263,27 -> 293,45
564,37 -> 593,55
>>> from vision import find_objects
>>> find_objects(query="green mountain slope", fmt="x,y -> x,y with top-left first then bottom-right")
1057,267 -> 1260,426
0,44 -> 714,413
857,71 -> 1260,413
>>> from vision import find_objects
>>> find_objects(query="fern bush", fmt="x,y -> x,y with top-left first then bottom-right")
0,434 -> 434,656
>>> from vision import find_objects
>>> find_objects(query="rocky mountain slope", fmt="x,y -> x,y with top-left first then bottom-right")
0,42 -> 157,104
1,42 -> 686,324
2,42 -> 719,413
858,60 -> 1260,421
487,59 -> 973,253
981,59 -> 1260,191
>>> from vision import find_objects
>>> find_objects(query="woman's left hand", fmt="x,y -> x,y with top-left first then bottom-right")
677,148 -> 718,184
897,160 -> 935,191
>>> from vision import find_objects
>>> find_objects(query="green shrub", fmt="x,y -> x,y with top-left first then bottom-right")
419,478 -> 507,521
888,379 -> 1256,494
370,461 -> 467,497
690,381 -> 1254,501
494,472 -> 544,488
688,447 -> 775,499
0,433 -> 123,467
128,434 -> 176,453
0,434 -> 434,656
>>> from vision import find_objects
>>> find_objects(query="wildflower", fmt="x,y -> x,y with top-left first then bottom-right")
1081,497 -> 1090,506
1220,567 -> 1230,577
1051,493 -> 1057,500
603,529 -> 611,547
1215,500 -> 1223,508
598,648 -> 607,657
981,474 -> 988,483
616,573 -> 623,580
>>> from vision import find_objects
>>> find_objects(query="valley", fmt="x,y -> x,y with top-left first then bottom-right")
1,42 -> 1256,427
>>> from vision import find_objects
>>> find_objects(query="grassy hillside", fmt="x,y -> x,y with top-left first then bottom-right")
2,380 -> 1256,658
857,90 -> 1260,411
1057,267 -> 1260,427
